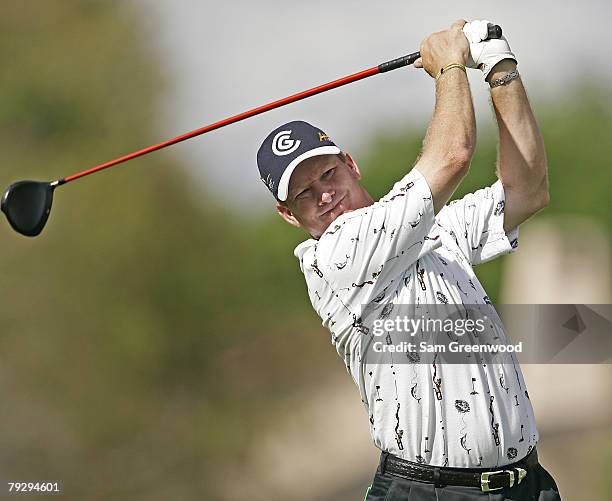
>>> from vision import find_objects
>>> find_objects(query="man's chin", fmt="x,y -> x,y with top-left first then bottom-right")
321,210 -> 343,225
330,208 -> 355,220
318,208 -> 354,234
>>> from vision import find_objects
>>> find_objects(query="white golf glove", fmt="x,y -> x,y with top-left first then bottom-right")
462,20 -> 516,80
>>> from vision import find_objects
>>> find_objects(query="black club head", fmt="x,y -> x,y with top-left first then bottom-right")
1,180 -> 55,237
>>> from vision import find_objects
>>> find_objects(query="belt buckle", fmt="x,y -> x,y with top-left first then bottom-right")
481,470 -> 514,492
481,468 -> 527,492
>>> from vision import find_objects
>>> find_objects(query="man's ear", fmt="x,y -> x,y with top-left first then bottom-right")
344,152 -> 362,180
276,201 -> 301,228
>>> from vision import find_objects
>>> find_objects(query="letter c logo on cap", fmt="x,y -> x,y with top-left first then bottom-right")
272,130 -> 301,156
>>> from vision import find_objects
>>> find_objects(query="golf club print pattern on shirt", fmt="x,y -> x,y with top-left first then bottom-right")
294,168 -> 538,468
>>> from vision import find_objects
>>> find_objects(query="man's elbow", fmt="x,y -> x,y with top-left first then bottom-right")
533,173 -> 550,210
446,147 -> 473,176
535,189 -> 550,210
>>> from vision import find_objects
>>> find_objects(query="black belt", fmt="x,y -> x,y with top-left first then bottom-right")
381,448 -> 538,493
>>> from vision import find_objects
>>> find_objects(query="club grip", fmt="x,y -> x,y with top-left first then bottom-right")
378,24 -> 503,73
487,24 -> 503,40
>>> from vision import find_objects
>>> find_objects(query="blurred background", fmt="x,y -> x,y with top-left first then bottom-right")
0,1 -> 610,500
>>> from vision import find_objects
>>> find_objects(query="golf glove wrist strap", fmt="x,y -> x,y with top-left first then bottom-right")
435,63 -> 466,81
489,68 -> 520,88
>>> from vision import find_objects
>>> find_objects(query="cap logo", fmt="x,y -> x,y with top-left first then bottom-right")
272,130 -> 301,156
261,173 -> 275,192
318,132 -> 329,142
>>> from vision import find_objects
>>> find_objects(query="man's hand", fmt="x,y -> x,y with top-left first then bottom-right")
462,20 -> 516,81
414,20 -> 470,78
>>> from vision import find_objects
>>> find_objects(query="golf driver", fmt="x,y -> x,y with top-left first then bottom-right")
1,24 -> 502,237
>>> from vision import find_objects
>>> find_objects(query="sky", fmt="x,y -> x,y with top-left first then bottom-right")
136,1 -> 611,212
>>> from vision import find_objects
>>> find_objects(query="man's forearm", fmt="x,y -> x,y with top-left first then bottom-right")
417,68 -> 476,213
424,69 -> 476,165
490,60 -> 549,205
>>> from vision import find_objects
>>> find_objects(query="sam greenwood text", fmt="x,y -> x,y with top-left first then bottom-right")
371,341 -> 524,354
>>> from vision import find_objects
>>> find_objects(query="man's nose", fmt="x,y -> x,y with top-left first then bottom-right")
319,190 -> 334,205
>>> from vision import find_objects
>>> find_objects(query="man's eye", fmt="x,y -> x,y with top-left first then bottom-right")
322,168 -> 335,179
296,189 -> 309,199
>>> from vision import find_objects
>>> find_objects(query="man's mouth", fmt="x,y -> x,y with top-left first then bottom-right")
320,195 -> 346,218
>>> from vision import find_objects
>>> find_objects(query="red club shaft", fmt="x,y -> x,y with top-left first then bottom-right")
52,24 -> 506,185
61,65 -> 381,184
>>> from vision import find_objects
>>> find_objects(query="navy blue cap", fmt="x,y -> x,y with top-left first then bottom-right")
257,121 -> 340,201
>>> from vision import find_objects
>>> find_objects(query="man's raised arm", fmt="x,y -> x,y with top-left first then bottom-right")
413,19 -> 476,214
487,58 -> 549,233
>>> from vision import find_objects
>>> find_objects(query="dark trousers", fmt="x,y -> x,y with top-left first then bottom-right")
365,455 -> 561,500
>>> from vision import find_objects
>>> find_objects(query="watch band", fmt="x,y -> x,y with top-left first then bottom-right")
489,68 -> 520,88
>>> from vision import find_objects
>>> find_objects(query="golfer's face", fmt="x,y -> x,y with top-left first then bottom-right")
285,154 -> 363,238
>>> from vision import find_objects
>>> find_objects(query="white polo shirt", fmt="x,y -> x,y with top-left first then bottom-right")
294,168 -> 538,468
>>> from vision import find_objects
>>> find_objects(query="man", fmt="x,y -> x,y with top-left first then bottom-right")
257,19 -> 560,500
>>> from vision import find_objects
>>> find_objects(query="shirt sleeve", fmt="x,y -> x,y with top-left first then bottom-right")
312,168 -> 437,300
435,179 -> 519,266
